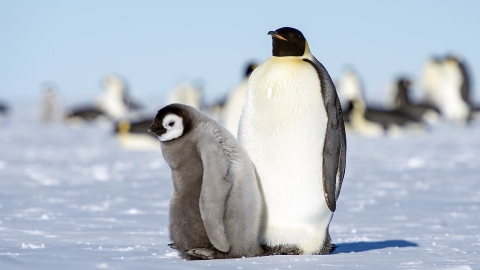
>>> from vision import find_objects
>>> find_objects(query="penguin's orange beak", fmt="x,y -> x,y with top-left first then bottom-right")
268,31 -> 288,41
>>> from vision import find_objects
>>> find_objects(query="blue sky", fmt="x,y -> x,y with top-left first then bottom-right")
1,0 -> 479,106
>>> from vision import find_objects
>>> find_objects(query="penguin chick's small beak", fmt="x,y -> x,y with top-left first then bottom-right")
147,125 -> 154,134
268,31 -> 288,41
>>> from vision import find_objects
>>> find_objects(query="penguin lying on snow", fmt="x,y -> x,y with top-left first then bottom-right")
344,99 -> 425,136
114,118 -> 160,150
149,103 -> 264,260
239,27 -> 346,255
389,77 -> 440,124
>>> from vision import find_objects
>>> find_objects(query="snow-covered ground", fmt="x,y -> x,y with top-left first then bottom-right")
0,104 -> 479,270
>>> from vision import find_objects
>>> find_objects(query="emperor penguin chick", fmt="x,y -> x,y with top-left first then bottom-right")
149,103 -> 264,260
239,27 -> 346,255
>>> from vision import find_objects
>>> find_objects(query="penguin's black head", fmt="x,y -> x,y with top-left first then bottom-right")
395,77 -> 412,105
148,104 -> 193,142
268,27 -> 306,57
399,77 -> 411,89
244,62 -> 258,77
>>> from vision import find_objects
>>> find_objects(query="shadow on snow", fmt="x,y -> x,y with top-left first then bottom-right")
333,240 -> 418,254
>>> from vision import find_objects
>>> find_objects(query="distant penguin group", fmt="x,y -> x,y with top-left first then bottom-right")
151,27 -> 347,260
336,51 -> 478,137
337,69 -> 425,136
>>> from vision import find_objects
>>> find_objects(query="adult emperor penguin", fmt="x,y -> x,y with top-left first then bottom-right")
149,103 -> 264,260
239,27 -> 346,255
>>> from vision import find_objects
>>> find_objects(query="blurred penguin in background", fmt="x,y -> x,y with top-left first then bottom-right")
114,118 -> 160,151
165,80 -> 204,110
66,74 -> 142,122
39,83 -> 63,123
95,74 -> 134,120
420,55 -> 471,124
419,57 -> 443,108
221,62 -> 258,137
386,77 -> 440,124
0,100 -> 9,117
444,54 -> 480,118
336,67 -> 365,124
112,78 -> 207,151
336,67 -> 365,110
202,95 -> 227,122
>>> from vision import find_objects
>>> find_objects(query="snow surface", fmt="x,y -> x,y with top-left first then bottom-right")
0,105 -> 479,270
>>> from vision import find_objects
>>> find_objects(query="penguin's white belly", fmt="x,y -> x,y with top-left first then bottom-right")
239,57 -> 332,253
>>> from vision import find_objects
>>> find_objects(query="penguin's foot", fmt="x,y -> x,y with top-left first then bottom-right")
314,243 -> 336,255
314,234 -> 336,255
262,244 -> 302,255
185,248 -> 217,260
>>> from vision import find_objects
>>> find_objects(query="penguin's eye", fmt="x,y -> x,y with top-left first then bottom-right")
168,121 -> 175,127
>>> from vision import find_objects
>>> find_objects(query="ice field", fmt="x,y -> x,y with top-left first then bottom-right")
0,105 -> 479,270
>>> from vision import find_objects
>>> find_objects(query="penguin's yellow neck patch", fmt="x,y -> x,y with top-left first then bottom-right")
303,41 -> 313,59
118,121 -> 131,135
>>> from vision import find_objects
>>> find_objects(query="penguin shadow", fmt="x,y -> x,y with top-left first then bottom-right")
333,240 -> 418,254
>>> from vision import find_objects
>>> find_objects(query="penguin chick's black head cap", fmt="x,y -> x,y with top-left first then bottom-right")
268,27 -> 306,57
148,104 -> 192,139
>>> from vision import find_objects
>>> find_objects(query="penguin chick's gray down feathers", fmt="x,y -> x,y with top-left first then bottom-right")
149,103 -> 264,260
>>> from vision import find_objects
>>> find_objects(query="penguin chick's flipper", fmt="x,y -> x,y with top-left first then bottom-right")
197,133 -> 233,253
306,58 -> 347,212
168,243 -> 178,250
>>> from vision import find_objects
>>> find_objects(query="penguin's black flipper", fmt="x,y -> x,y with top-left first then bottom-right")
304,58 -> 347,212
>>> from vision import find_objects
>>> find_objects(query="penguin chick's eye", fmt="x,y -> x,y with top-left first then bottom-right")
168,121 -> 175,127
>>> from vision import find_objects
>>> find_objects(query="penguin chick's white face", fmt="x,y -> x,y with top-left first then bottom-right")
159,114 -> 184,141
149,104 -> 192,142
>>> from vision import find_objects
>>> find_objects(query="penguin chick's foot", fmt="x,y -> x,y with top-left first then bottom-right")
262,244 -> 302,255
186,248 -> 222,260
